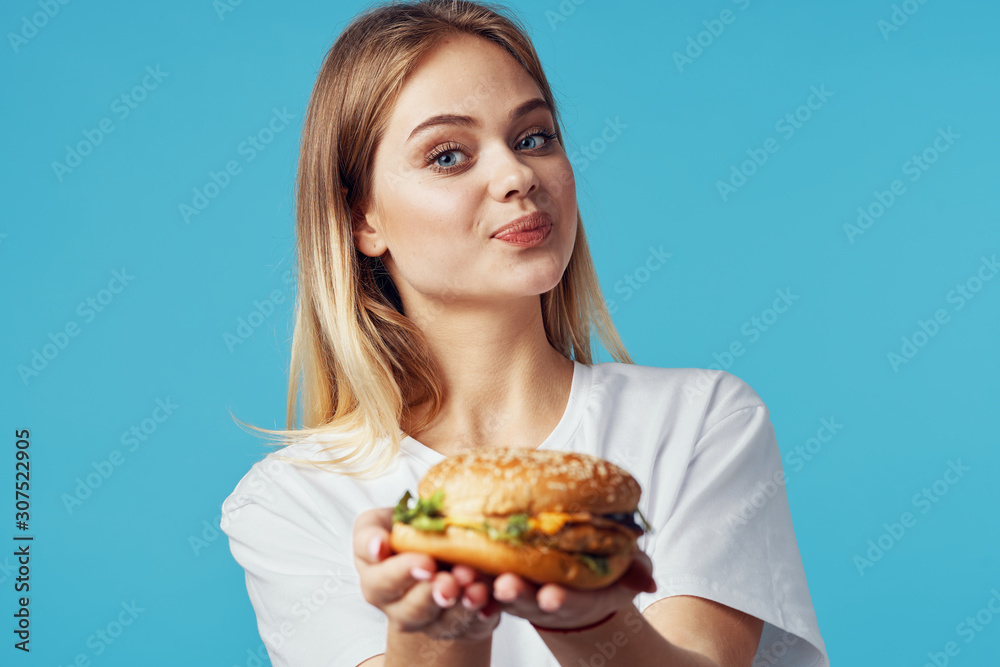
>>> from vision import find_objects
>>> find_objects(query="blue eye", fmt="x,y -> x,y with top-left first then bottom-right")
519,128 -> 558,151
425,142 -> 468,173
434,151 -> 462,168
424,127 -> 558,174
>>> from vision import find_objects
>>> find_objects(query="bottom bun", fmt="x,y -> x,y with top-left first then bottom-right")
390,523 -> 636,590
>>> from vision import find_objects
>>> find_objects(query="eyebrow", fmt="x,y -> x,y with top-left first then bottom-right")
405,98 -> 551,143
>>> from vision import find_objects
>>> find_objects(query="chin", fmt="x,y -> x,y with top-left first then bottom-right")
516,271 -> 567,299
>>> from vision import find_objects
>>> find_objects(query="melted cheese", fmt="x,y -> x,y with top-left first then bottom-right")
444,512 -> 592,536
529,512 -> 573,535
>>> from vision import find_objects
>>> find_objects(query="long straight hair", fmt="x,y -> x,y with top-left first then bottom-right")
242,0 -> 632,477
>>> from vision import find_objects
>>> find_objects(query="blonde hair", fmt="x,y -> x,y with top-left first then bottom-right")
242,0 -> 632,477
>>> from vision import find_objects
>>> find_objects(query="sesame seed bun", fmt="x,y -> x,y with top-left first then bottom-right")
418,448 -> 641,517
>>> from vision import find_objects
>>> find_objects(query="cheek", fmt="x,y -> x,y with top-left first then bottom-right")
399,184 -> 477,243
386,184 -> 479,267
540,157 -> 576,211
539,159 -> 578,240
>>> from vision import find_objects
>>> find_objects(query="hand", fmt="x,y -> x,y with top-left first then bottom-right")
491,551 -> 656,630
352,507 -> 501,642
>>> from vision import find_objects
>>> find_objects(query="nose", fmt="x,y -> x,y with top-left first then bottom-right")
487,147 -> 539,201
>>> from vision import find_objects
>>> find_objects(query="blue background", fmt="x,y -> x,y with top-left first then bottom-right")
2,0 -> 998,664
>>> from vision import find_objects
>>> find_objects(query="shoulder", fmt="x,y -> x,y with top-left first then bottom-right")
222,437 -> 324,513
220,433 -> 422,540
589,362 -> 767,437
220,436 -> 365,539
575,363 -> 772,493
219,439 -> 326,542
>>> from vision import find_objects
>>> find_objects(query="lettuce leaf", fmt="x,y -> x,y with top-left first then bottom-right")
485,513 -> 530,544
392,489 -> 446,532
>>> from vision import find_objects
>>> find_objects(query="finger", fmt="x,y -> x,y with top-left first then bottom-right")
535,583 -> 569,613
534,582 -> 620,615
528,584 -> 633,629
493,572 -> 536,604
358,552 -> 440,607
451,564 -> 479,587
431,572 -> 460,609
352,507 -> 395,564
389,576 -> 491,635
384,580 -> 442,630
460,581 -> 491,611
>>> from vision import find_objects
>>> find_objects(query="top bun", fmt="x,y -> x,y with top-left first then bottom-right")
418,448 -> 641,517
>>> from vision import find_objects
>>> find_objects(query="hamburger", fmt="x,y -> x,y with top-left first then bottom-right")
389,448 -> 649,590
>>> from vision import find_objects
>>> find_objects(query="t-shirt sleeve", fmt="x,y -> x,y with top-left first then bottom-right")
221,465 -> 388,667
634,388 -> 829,666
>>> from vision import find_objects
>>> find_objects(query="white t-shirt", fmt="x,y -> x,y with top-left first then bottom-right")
221,361 -> 829,667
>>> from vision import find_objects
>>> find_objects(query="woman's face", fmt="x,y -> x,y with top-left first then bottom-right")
355,33 -> 577,323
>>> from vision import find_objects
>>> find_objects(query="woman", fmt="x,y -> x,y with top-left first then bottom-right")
221,1 -> 829,665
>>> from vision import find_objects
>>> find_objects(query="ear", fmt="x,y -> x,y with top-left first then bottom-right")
352,198 -> 388,259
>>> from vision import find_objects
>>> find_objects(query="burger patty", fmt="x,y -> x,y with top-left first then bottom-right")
538,523 -> 636,555
442,512 -> 641,555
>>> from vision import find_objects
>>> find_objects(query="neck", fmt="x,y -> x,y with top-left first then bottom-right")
402,295 -> 574,456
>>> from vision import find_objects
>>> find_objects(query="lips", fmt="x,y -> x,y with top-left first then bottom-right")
491,211 -> 552,240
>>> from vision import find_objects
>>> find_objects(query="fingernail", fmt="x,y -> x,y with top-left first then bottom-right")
461,594 -> 475,610
494,585 -> 513,602
477,609 -> 493,622
367,536 -> 382,562
433,588 -> 456,608
411,567 -> 433,581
